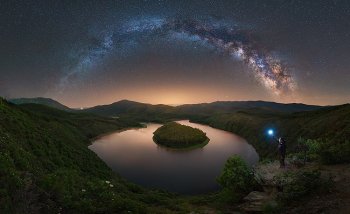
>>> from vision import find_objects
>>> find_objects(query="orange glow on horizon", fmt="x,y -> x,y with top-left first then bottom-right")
51,80 -> 348,108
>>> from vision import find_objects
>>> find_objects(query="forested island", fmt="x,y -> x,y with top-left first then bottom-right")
153,122 -> 209,149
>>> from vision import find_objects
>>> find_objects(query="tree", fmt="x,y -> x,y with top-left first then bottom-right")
217,155 -> 255,201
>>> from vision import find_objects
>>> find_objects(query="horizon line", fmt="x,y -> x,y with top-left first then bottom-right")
5,96 -> 346,109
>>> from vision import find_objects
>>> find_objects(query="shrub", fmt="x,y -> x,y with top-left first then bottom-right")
274,170 -> 333,202
217,155 -> 255,202
319,140 -> 350,164
293,138 -> 350,164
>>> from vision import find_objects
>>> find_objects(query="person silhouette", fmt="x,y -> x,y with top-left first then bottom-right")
277,137 -> 286,168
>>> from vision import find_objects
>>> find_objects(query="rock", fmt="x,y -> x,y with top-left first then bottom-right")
243,191 -> 269,202
239,191 -> 271,212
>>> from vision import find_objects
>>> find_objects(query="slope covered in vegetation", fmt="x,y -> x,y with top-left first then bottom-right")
190,104 -> 350,158
12,97 -> 348,159
4,97 -> 350,213
0,98 -> 196,213
81,99 -> 349,159
153,122 -> 208,149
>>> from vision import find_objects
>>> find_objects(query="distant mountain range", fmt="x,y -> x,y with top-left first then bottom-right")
8,97 -> 332,128
176,101 -> 323,114
83,99 -> 324,118
8,98 -> 325,117
9,97 -> 71,111
85,99 -> 174,116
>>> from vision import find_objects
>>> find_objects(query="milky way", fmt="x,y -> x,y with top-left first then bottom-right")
165,19 -> 297,95
61,17 -> 297,95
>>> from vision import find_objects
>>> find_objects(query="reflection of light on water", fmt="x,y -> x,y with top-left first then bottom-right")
89,120 -> 259,194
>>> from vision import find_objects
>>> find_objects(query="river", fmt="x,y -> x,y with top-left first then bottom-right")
89,120 -> 259,194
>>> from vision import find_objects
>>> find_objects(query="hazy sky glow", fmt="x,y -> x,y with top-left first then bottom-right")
1,0 -> 350,107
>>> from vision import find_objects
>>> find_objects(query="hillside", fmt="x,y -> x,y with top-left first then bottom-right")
81,99 -> 348,158
84,100 -> 179,122
9,97 -> 71,111
10,98 -> 348,159
0,98 -> 196,213
18,103 -> 140,139
190,104 -> 350,158
176,101 -> 322,115
9,98 -> 324,121
1,97 -> 349,213
83,100 -> 324,123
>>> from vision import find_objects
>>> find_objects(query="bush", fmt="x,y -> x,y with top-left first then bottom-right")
293,138 -> 350,164
217,155 -> 255,202
319,141 -> 350,164
274,170 -> 333,202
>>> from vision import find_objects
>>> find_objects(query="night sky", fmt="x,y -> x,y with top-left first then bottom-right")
1,0 -> 350,107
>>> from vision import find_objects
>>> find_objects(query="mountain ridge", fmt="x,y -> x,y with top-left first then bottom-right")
9,97 -> 71,111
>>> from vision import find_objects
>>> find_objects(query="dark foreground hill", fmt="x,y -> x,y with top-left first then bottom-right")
0,98 -> 195,213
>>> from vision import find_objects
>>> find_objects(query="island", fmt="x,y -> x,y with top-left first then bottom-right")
153,122 -> 209,149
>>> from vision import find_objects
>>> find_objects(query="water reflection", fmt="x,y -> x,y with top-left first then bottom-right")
89,120 -> 259,194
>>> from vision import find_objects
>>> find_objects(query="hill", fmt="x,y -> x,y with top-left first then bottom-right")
1,97 -> 349,213
176,101 -> 322,115
153,122 -> 209,149
17,103 -> 141,139
9,97 -> 71,111
84,99 -> 179,122
0,98 -> 194,213
84,100 -> 323,120
82,99 -> 349,158
190,104 -> 350,158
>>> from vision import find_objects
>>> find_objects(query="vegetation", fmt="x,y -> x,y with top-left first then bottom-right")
274,169 -> 333,203
217,155 -> 256,202
81,99 -> 350,159
0,98 -> 197,213
190,104 -> 350,158
18,103 -> 141,139
153,122 -> 209,149
84,100 -> 182,123
292,138 -> 350,164
3,97 -> 350,213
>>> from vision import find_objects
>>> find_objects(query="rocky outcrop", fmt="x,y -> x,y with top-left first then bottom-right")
239,160 -> 294,212
239,191 -> 271,212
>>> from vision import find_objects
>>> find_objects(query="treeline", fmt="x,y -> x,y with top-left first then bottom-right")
153,122 -> 208,149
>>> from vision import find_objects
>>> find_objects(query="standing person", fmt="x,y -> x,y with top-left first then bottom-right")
278,137 -> 286,168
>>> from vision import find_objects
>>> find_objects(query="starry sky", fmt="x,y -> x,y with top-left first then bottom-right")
1,0 -> 350,107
